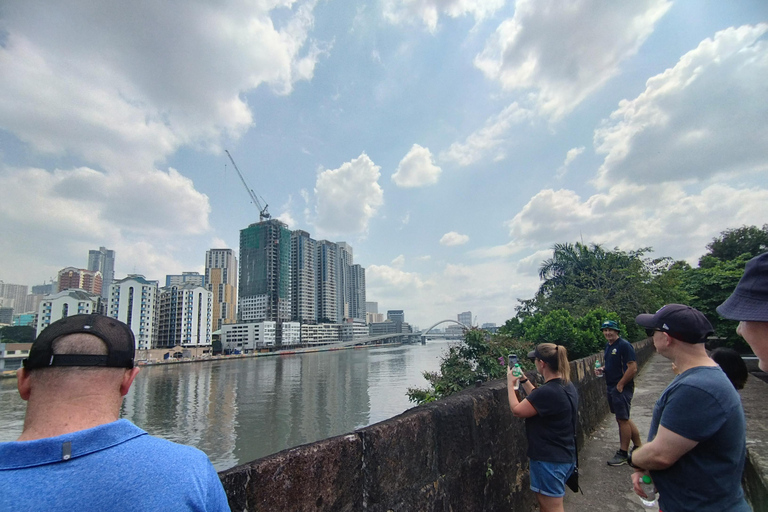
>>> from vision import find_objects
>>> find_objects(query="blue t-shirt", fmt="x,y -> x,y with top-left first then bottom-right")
648,366 -> 750,512
0,419 -> 231,511
603,337 -> 636,389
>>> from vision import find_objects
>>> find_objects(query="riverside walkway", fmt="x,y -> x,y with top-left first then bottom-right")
564,351 -> 671,511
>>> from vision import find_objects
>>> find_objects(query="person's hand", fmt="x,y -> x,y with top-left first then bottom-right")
631,470 -> 653,498
507,365 -> 519,386
616,382 -> 624,393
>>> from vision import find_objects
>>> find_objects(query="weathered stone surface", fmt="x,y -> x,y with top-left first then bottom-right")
741,373 -> 768,512
220,338 -> 765,512
219,433 -> 363,511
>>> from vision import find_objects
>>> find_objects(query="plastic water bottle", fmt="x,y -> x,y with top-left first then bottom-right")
594,360 -> 604,378
512,363 -> 523,390
639,474 -> 656,507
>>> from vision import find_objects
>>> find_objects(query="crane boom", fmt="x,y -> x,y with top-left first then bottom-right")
225,149 -> 270,221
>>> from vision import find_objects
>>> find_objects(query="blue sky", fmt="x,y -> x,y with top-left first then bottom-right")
1,0 -> 766,329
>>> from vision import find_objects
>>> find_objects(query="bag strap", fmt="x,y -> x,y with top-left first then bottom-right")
563,383 -> 578,465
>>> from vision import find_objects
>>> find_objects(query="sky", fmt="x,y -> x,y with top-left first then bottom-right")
1,0 -> 767,330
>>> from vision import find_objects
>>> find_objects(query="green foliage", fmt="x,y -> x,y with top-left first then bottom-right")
529,242 -> 687,341
701,224 -> 768,265
406,328 -> 534,405
0,325 -> 35,343
682,256 -> 751,351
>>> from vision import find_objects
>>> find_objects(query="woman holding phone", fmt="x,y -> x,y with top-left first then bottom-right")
508,343 -> 578,512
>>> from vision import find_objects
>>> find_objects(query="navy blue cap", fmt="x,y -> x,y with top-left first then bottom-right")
635,304 -> 713,344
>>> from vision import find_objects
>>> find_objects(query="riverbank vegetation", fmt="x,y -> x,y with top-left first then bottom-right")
407,224 -> 767,404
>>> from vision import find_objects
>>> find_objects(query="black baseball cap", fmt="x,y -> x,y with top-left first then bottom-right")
24,314 -> 135,370
635,304 -> 714,344
527,345 -> 558,367
717,252 -> 768,322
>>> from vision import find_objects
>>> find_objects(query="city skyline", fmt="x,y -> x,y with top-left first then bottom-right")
1,2 -> 766,329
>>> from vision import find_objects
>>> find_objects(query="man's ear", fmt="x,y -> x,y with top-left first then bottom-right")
120,367 -> 141,397
17,368 -> 32,401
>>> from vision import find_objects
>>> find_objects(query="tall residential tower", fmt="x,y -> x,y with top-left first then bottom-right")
87,247 -> 115,299
239,219 -> 292,322
206,249 -> 238,330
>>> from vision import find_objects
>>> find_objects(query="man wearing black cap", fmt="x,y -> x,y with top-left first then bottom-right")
599,320 -> 641,466
717,251 -> 768,371
628,305 -> 749,512
0,314 -> 231,511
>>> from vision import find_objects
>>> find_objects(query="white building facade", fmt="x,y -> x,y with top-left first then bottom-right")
157,284 -> 213,348
36,289 -> 100,336
108,275 -> 159,351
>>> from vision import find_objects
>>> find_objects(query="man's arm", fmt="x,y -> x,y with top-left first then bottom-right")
616,361 -> 637,393
629,424 -> 698,470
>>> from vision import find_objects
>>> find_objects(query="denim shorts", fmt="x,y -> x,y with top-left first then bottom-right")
607,386 -> 633,420
529,460 -> 576,498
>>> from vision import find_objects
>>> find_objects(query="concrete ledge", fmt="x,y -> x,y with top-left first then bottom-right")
216,339 -> 681,512
741,371 -> 768,512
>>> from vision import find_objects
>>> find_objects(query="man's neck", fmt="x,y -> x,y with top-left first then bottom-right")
672,348 -> 716,375
18,398 -> 120,441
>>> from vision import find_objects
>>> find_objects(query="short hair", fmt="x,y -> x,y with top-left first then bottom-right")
711,347 -> 748,390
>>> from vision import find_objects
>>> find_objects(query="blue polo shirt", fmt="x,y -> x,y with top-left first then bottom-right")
0,419 -> 230,511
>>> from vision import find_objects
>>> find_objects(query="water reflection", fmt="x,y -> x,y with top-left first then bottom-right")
0,341 -> 455,471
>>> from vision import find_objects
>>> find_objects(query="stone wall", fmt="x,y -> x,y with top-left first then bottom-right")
218,339 -> 656,512
741,371 -> 768,512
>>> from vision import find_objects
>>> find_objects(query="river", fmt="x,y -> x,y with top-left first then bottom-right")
0,340 -> 457,471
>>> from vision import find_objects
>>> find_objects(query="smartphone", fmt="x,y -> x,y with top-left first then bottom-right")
508,354 -> 518,367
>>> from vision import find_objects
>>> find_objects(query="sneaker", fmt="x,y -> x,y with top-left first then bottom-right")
607,451 -> 628,466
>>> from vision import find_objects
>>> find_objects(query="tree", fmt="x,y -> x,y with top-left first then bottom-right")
534,243 -> 686,341
682,256 -> 750,351
407,329 -> 534,404
700,225 -> 768,266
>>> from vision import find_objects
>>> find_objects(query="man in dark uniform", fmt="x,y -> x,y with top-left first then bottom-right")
600,320 -> 642,465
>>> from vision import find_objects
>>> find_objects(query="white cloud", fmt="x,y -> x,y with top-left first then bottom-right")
594,24 -> 768,187
441,102 -> 533,166
382,0 -> 505,33
391,254 -> 406,268
313,153 -> 384,236
557,146 -> 585,178
504,183 -> 768,263
0,163 -> 211,285
474,0 -> 671,120
440,231 -> 470,246
0,0 -> 323,171
392,144 -> 442,187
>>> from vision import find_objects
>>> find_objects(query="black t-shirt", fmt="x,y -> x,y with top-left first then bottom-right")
524,378 -> 578,463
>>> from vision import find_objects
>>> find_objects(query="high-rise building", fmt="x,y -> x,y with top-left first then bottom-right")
239,219 -> 292,323
335,242 -> 353,322
165,272 -> 205,287
0,282 -> 28,315
157,283 -> 212,348
349,263 -> 366,321
205,249 -> 238,330
316,240 -> 337,323
290,230 -> 316,324
57,267 -> 103,296
108,275 -> 159,351
387,310 -> 405,323
366,301 -> 378,314
458,311 -> 472,327
36,289 -> 100,336
87,247 -> 115,299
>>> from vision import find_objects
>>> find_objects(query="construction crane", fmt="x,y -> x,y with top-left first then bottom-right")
224,149 -> 271,221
